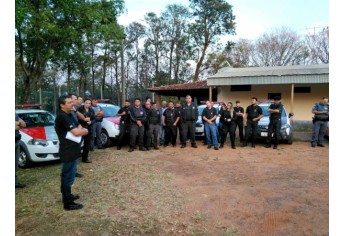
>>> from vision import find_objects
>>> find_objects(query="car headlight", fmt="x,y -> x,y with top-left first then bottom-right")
114,124 -> 119,130
28,139 -> 48,146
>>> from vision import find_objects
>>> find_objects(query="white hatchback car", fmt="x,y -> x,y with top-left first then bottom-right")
98,103 -> 121,147
16,108 -> 60,168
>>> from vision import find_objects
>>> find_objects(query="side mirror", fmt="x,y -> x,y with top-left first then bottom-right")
289,112 -> 294,118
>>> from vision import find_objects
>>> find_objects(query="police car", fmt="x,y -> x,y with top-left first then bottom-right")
195,104 -> 220,137
257,101 -> 294,144
98,103 -> 121,147
16,106 -> 60,168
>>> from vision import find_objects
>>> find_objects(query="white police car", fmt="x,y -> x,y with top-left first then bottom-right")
257,102 -> 294,144
16,108 -> 60,168
98,103 -> 121,147
195,104 -> 220,137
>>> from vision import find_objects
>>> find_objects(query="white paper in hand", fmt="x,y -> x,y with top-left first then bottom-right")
66,131 -> 82,143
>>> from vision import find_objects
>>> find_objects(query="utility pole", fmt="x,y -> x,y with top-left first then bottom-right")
121,35 -> 126,106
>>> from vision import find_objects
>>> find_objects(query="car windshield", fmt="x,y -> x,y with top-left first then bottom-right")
17,112 -> 55,128
102,105 -> 120,118
260,105 -> 270,116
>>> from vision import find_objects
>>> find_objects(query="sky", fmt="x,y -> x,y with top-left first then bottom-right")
118,0 -> 329,41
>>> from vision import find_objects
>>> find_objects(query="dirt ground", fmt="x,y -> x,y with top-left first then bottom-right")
134,139 -> 329,235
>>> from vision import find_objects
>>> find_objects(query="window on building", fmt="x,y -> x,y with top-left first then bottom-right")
268,93 -> 282,100
294,87 -> 311,93
230,85 -> 251,91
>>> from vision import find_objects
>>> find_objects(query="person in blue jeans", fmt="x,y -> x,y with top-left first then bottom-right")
55,95 -> 89,210
311,97 -> 329,147
202,101 -> 219,150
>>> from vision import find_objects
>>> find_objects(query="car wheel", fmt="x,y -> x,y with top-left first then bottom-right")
100,129 -> 111,147
287,134 -> 293,144
19,146 -> 31,169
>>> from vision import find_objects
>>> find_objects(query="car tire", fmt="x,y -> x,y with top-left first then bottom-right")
286,134 -> 293,144
101,129 -> 111,147
18,145 -> 32,169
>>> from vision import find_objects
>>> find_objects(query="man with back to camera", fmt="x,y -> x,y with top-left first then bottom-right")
202,101 -> 219,150
180,95 -> 198,148
311,97 -> 329,147
116,99 -> 131,150
265,96 -> 283,149
55,95 -> 89,210
233,100 -> 245,145
241,97 -> 264,148
128,98 -> 147,152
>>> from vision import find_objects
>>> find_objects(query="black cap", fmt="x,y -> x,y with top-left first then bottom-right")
274,96 -> 281,100
235,100 -> 240,103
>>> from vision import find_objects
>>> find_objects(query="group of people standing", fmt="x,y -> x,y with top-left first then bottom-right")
116,95 -> 199,152
15,94 -> 328,211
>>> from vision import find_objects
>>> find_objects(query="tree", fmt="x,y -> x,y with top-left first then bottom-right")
161,4 -> 190,83
189,0 -> 236,81
252,27 -> 309,66
15,0 -> 124,103
225,39 -> 254,67
305,27 -> 329,64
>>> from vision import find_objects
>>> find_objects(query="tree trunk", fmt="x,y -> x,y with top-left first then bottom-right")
193,44 -> 208,81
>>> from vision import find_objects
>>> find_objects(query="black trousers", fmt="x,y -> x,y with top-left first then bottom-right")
267,119 -> 281,145
118,122 -> 130,147
234,119 -> 244,142
130,124 -> 144,148
81,132 -> 91,161
164,125 -> 177,145
181,121 -> 196,145
221,122 -> 236,147
244,120 -> 259,144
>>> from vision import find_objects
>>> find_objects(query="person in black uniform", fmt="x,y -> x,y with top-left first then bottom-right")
202,101 -> 219,150
180,95 -> 198,148
174,100 -> 183,144
241,97 -> 264,148
55,95 -> 89,210
128,98 -> 147,152
233,100 -> 245,144
15,113 -> 26,188
77,98 -> 95,162
219,102 -> 236,149
117,100 -> 131,150
265,96 -> 283,149
143,101 -> 152,148
162,101 -> 180,147
146,102 -> 161,150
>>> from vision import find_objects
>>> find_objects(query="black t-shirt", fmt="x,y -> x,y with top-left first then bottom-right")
233,106 -> 244,120
55,110 -> 82,163
163,108 -> 179,125
269,103 -> 283,120
202,107 -> 217,121
245,104 -> 263,120
118,106 -> 130,123
129,106 -> 146,123
77,106 -> 96,129
219,109 -> 233,125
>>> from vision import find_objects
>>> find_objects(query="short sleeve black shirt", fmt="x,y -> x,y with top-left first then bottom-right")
55,110 -> 81,162
245,105 -> 263,120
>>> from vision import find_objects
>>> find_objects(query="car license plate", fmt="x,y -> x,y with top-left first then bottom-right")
261,132 -> 268,137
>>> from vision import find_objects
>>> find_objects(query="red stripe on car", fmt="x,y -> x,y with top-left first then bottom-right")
20,127 -> 47,140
